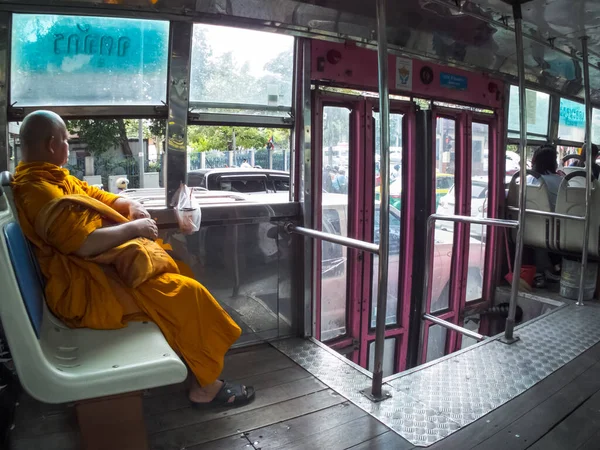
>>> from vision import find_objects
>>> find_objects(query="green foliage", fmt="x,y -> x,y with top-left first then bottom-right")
67,119 -> 122,155
188,126 -> 290,153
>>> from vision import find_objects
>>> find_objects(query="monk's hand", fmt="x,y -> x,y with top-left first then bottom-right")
129,202 -> 150,220
132,218 -> 159,240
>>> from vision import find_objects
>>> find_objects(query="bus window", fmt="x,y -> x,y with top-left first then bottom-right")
507,86 -> 550,140
190,24 -> 294,113
11,14 -> 169,106
559,98 -> 585,143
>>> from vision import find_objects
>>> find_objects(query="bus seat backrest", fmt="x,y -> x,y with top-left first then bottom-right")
0,171 -> 16,214
555,174 -> 599,256
3,222 -> 44,338
506,174 -> 553,249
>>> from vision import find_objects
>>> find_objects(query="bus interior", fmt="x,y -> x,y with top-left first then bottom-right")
1,0 -> 600,449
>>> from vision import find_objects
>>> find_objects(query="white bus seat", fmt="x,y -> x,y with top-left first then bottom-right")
0,180 -> 187,404
506,171 -> 554,250
560,167 -> 587,187
554,171 -> 600,257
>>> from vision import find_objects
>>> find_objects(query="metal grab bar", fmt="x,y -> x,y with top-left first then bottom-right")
423,314 -> 487,342
420,213 -> 518,360
427,214 -> 519,229
506,206 -> 586,222
284,223 -> 379,254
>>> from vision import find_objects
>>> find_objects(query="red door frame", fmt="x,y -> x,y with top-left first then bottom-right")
313,91 -> 501,370
358,98 -> 415,373
421,107 -> 499,361
312,89 -> 365,359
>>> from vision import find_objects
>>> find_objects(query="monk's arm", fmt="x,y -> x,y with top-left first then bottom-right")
111,197 -> 151,220
74,218 -> 158,258
75,177 -> 149,219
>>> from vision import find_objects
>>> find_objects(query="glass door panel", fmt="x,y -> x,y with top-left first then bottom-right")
321,106 -> 351,341
466,122 -> 489,302
431,117 -> 456,313
371,112 -> 403,328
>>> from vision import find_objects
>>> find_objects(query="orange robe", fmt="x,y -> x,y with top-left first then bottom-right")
12,162 -> 241,386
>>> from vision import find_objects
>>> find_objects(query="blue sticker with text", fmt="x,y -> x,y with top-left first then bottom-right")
440,72 -> 468,91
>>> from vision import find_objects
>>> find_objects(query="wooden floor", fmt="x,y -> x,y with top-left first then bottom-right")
11,340 -> 600,449
430,339 -> 600,449
8,344 -> 409,450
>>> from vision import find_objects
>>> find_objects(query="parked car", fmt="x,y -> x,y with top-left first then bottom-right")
187,168 -> 289,194
436,177 -> 488,239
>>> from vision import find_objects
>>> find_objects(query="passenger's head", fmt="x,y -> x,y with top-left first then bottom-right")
531,144 -> 557,175
20,110 -> 69,166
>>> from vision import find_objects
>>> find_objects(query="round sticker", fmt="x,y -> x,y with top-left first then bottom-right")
420,66 -> 434,85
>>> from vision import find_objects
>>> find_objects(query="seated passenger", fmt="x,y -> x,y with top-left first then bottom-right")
526,144 -> 563,283
578,144 -> 600,179
11,111 -> 254,407
528,144 -> 563,210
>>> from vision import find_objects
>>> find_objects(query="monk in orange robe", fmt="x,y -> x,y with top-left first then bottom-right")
11,111 -> 254,406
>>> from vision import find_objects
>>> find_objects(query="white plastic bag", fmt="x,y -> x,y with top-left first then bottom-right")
171,183 -> 201,235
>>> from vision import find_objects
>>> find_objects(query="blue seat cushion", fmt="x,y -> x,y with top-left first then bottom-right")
4,222 -> 44,338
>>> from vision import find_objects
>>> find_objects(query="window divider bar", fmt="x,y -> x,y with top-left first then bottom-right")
8,105 -> 167,122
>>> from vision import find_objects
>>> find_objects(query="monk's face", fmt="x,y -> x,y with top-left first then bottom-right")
49,124 -> 69,167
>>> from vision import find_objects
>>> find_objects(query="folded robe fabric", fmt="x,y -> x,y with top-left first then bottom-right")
34,194 -> 179,288
11,162 -> 242,385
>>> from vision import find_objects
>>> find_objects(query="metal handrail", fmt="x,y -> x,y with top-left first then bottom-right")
423,314 -> 487,342
284,223 -> 379,254
506,206 -> 586,222
420,213 -> 518,360
427,214 -> 518,229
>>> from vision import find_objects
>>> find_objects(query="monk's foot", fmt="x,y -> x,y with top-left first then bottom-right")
189,379 -> 255,407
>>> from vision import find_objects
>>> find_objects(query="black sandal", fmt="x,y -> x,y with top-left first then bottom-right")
191,380 -> 255,409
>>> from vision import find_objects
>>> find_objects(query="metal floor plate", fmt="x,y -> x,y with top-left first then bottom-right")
273,303 -> 600,447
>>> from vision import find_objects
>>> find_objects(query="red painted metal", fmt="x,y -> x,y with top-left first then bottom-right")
311,41 -> 504,109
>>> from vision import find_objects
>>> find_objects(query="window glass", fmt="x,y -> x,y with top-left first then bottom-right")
593,108 -> 600,144
367,338 -> 396,377
432,117 -> 456,313
466,123 -> 489,302
372,112 -> 403,328
321,107 -> 350,341
186,125 -> 291,176
11,14 -> 169,106
558,98 -> 586,143
190,24 -> 294,113
426,324 -> 447,363
507,85 -> 550,137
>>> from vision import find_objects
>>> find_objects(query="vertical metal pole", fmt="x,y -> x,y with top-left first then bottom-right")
578,36 -> 593,307
138,119 -> 145,188
504,3 -> 527,343
371,0 -> 391,399
165,22 -> 192,203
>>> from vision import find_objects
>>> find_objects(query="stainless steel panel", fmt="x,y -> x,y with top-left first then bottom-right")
0,12 -> 8,173
165,21 -> 192,205
299,39 -> 314,338
155,206 -> 300,346
149,201 -> 301,226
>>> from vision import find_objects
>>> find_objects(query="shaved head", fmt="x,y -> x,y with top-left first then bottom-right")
20,110 -> 69,166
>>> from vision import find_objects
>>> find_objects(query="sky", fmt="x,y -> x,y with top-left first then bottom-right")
196,24 -> 294,77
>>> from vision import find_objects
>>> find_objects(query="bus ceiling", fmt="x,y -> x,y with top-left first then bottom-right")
0,0 -> 599,102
